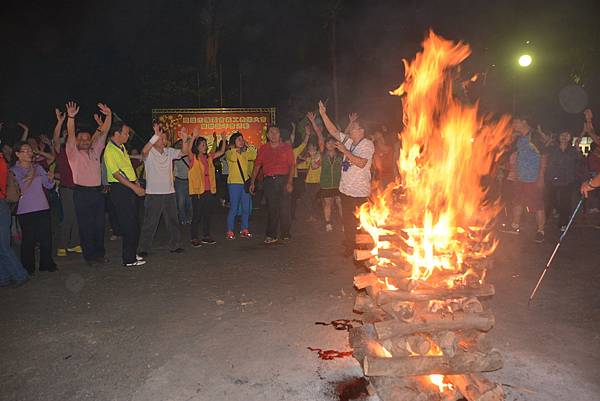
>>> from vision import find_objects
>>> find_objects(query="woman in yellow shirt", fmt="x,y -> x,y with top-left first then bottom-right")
187,133 -> 225,247
225,132 -> 256,239
301,141 -> 322,221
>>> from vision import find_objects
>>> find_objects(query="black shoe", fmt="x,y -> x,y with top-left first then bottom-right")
534,231 -> 545,243
137,251 -> 149,258
169,248 -> 184,253
281,234 -> 292,241
201,237 -> 216,245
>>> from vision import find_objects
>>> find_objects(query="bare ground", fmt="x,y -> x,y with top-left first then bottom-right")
1,208 -> 599,401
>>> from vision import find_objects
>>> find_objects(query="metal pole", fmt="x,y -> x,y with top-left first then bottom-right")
528,197 -> 584,304
219,63 -> 223,108
239,71 -> 243,106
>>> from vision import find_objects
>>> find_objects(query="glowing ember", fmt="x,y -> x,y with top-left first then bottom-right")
359,30 -> 511,287
429,374 -> 454,392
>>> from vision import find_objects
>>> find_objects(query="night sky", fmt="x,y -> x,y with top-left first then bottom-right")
1,0 -> 598,145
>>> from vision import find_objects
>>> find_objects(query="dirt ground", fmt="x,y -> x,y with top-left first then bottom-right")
1,206 -> 599,401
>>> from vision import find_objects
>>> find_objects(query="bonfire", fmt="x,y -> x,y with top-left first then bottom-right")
349,30 -> 512,401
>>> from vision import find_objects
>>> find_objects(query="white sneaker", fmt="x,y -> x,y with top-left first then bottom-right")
325,223 -> 333,232
136,254 -> 144,261
124,260 -> 146,267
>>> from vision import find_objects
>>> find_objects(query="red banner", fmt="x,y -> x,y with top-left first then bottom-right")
152,108 -> 276,147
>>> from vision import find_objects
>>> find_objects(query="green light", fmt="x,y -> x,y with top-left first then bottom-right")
518,54 -> 532,67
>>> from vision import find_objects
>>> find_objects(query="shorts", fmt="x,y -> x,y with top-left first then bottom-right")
514,181 -> 544,212
319,188 -> 340,198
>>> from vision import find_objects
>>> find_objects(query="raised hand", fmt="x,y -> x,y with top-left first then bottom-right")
66,101 -> 79,118
348,112 -> 359,123
153,122 -> 163,136
39,134 -> 51,146
97,103 -> 111,116
306,112 -> 316,123
93,113 -> 104,126
17,122 -> 29,131
318,100 -> 326,114
55,108 -> 65,123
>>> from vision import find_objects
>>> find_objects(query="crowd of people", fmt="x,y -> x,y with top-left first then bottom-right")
1,100 -> 600,287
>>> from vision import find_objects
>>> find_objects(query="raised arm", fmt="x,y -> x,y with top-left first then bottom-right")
143,123 -> 162,157
345,112 -> 359,134
17,122 -> 29,141
66,101 -> 80,149
52,108 -> 66,153
179,128 -> 192,157
290,122 -> 296,144
212,134 -> 227,159
91,103 -> 112,147
318,100 -> 341,141
306,112 -> 324,152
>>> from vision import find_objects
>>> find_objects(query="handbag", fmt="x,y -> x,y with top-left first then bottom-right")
236,155 -> 251,193
2,170 -> 21,213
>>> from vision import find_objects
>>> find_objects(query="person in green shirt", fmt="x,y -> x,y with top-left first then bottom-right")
103,121 -> 146,267
307,111 -> 343,232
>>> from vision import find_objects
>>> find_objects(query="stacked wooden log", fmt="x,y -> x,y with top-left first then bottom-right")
349,234 -> 504,401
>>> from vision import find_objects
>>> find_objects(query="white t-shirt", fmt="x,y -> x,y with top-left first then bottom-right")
143,147 -> 182,194
338,132 -> 374,198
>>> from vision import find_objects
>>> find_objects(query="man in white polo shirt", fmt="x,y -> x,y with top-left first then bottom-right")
318,100 -> 374,256
138,123 -> 189,256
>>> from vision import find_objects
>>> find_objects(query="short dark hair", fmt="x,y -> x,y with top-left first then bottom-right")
109,121 -> 128,138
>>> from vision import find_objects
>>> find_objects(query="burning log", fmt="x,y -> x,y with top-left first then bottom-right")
373,311 -> 495,340
446,373 -> 504,401
459,331 -> 493,354
432,331 -> 458,358
382,334 -> 432,356
363,350 -> 503,377
353,293 -> 377,313
353,273 -> 381,289
376,284 -> 495,304
369,376 -> 461,401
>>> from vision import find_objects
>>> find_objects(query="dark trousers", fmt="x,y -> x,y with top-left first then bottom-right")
110,183 -> 140,264
341,194 -> 367,250
106,192 -> 121,236
18,210 -> 56,274
74,186 -> 105,261
191,192 -> 216,240
58,187 -> 80,249
548,184 -> 575,227
139,193 -> 181,252
291,171 -> 307,219
263,176 -> 292,238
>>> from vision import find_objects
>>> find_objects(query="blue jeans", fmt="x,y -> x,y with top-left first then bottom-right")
175,178 -> 192,224
227,184 -> 251,232
0,200 -> 28,286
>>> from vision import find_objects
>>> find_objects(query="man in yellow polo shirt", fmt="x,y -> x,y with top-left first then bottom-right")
104,122 -> 146,267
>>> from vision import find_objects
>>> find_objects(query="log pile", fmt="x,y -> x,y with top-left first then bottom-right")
349,234 -> 504,401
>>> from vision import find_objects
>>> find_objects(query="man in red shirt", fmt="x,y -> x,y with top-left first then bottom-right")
250,126 -> 295,244
0,150 -> 29,287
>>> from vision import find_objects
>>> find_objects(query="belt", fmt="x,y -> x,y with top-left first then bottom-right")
175,177 -> 189,181
264,175 -> 287,179
74,185 -> 102,191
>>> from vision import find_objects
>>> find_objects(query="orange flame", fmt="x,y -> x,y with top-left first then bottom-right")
361,30 -> 511,286
429,374 -> 454,392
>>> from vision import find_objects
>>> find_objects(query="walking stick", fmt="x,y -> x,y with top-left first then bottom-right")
528,197 -> 584,304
